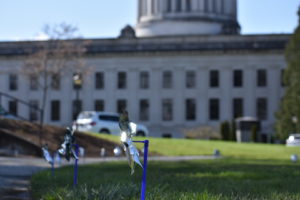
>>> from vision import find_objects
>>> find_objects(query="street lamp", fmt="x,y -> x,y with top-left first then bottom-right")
73,73 -> 82,129
292,116 -> 298,124
73,73 -> 82,99
292,116 -> 298,133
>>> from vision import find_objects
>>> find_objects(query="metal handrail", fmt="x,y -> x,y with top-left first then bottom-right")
0,91 -> 43,122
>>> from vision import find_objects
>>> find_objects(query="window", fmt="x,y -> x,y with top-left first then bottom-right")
99,115 -> 119,122
139,99 -> 149,121
29,100 -> 39,121
51,100 -> 60,121
186,99 -> 196,120
256,98 -> 267,120
210,70 -> 219,87
95,72 -> 104,89
162,99 -> 173,121
117,99 -> 127,113
233,98 -> 243,118
163,71 -> 172,89
209,98 -> 219,120
186,71 -> 196,88
140,71 -> 149,89
51,73 -> 60,90
257,69 -> 267,87
29,74 -> 38,91
185,0 -> 191,11
9,74 -> 18,91
8,100 -> 17,116
72,100 -> 82,120
94,100 -> 104,111
175,0 -> 182,12
233,70 -> 243,87
166,0 -> 172,12
118,72 -> 127,89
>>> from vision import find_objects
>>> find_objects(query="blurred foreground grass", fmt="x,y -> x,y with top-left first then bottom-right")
32,159 -> 300,200
31,134 -> 300,199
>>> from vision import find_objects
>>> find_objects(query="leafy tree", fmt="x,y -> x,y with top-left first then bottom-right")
275,7 -> 300,140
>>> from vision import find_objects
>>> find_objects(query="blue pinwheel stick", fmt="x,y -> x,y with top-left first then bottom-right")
133,140 -> 149,200
73,144 -> 79,187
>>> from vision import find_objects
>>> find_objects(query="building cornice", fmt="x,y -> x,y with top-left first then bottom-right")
0,34 -> 290,57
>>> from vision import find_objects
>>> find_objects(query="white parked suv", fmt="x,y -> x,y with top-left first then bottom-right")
73,111 -> 149,136
286,133 -> 300,146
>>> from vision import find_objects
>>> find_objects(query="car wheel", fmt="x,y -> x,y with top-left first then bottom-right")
100,129 -> 110,134
136,131 -> 145,137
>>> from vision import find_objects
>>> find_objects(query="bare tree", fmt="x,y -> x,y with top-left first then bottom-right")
24,23 -> 89,144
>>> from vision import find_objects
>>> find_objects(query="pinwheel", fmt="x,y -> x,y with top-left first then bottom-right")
58,127 -> 78,161
42,144 -> 53,165
119,111 -> 143,175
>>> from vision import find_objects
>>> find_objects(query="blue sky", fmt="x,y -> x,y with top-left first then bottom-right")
0,0 -> 299,41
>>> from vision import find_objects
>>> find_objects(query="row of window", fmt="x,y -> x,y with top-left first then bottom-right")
7,69 -> 284,91
153,0 -> 226,14
6,97 -> 268,122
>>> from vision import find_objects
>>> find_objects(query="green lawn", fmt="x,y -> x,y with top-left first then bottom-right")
87,132 -> 300,160
31,134 -> 300,200
32,159 -> 300,200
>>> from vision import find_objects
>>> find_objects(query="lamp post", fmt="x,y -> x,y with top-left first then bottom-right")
73,73 -> 82,130
292,116 -> 298,133
292,116 -> 298,124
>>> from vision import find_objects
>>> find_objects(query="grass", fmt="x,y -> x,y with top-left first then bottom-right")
31,158 -> 300,200
86,132 -> 300,160
31,134 -> 300,199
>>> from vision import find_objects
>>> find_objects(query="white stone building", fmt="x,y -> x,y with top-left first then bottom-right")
0,0 -> 290,140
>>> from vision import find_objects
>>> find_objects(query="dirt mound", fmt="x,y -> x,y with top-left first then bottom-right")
0,118 -> 120,157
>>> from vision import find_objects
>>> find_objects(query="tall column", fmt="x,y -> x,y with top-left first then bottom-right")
198,66 -> 208,124
150,67 -> 161,125
138,0 -> 141,21
105,68 -> 116,113
174,67 -> 184,125
268,66 -> 281,130
198,0 -> 204,11
221,67 -> 232,120
158,0 -> 164,14
128,67 -> 138,120
244,66 -> 255,117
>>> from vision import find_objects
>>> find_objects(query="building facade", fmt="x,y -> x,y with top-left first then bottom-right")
0,0 -> 290,140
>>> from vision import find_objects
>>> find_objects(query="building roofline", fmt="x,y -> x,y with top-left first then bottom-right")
0,34 -> 291,57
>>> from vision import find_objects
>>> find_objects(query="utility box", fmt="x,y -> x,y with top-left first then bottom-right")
235,117 -> 260,142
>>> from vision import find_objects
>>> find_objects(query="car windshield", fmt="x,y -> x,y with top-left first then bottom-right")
99,115 -> 119,122
78,112 -> 94,119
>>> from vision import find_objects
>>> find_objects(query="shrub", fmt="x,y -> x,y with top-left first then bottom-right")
183,126 -> 221,140
220,121 -> 230,141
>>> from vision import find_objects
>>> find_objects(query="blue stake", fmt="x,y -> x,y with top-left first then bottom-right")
133,140 -> 149,200
51,153 -> 55,177
73,144 -> 79,187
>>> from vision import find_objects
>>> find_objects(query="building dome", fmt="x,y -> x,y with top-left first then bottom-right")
135,0 -> 240,37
